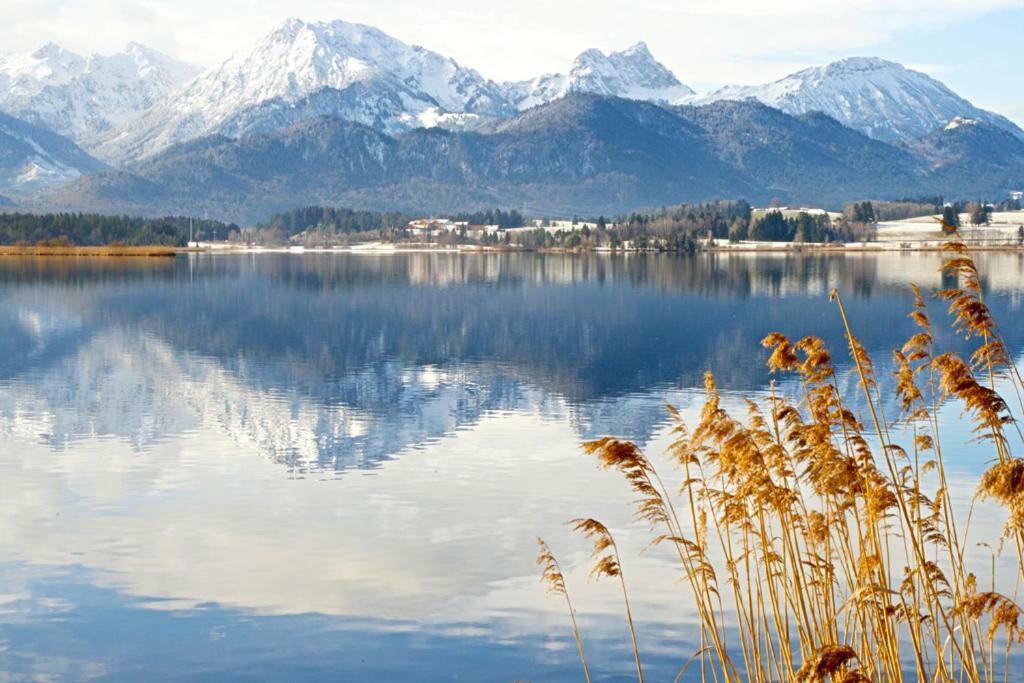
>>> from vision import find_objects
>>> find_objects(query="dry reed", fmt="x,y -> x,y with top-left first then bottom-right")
0,245 -> 179,257
538,231 -> 1024,682
537,537 -> 592,683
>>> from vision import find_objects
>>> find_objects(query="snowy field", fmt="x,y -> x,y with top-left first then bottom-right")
876,210 -> 1024,245
711,210 -> 1024,251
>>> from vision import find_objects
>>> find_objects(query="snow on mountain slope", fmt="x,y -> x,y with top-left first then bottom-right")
503,42 -> 694,111
0,110 -> 105,195
703,57 -> 1023,144
0,42 -> 200,145
93,18 -> 512,164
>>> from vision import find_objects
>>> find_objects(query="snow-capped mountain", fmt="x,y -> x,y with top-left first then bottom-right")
502,42 -> 694,111
0,42 -> 200,145
0,110 -> 105,195
93,18 -> 513,163
704,57 -> 1023,144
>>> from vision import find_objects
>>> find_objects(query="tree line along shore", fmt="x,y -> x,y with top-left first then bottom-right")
1,197 -> 1023,256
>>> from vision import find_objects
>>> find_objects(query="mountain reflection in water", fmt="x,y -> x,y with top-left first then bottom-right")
3,251 -> 1022,470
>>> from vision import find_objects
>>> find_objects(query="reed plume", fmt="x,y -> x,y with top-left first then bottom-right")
571,518 -> 644,682
537,537 -> 591,683
538,236 -> 1024,682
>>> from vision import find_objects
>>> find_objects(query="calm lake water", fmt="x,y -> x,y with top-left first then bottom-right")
1,251 -> 1024,682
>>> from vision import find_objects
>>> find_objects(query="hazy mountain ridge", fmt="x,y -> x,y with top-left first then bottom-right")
672,100 -> 927,206
0,111 -> 106,196
44,96 -> 758,219
39,94 -> 1024,223
905,117 -> 1024,197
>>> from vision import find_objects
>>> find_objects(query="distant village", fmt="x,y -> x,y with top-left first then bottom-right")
395,194 -> 1024,251
224,193 -> 1024,253
405,218 -> 605,240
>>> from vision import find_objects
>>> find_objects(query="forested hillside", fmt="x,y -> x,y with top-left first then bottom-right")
0,212 -> 238,246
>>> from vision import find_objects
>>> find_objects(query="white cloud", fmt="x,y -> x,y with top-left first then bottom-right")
0,0 -> 1021,89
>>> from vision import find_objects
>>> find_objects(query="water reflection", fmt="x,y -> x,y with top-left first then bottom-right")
1,252 -> 1023,681
2,252 -> 1022,469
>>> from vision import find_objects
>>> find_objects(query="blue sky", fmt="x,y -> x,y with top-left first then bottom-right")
4,0 -> 1022,123
848,5 -> 1023,123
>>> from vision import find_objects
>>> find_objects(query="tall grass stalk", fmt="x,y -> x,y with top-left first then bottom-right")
539,235 -> 1024,681
570,518 -> 645,682
537,537 -> 591,683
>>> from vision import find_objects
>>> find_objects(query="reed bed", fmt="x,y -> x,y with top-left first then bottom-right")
538,233 -> 1024,682
0,245 -> 179,257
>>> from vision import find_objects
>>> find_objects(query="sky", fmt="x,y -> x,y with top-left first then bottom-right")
3,0 -> 1023,122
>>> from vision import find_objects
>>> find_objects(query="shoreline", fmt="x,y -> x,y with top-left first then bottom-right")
187,241 -> 1024,255
2,242 -> 1023,258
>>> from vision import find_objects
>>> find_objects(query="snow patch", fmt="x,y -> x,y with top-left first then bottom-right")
14,157 -> 80,186
945,116 -> 979,131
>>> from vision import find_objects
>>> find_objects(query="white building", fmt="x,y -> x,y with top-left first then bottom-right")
466,225 -> 504,239
407,219 -> 469,236
529,219 -> 604,233
751,207 -> 842,221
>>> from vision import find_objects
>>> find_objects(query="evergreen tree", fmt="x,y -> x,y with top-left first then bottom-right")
968,203 -> 991,226
728,219 -> 749,242
0,213 -> 237,246
860,201 -> 876,224
750,211 -> 790,241
941,205 -> 961,232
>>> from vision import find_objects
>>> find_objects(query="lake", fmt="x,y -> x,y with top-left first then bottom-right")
1,251 -> 1024,681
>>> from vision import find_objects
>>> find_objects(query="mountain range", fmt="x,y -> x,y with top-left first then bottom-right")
36,95 -> 1024,223
1,18 -> 1022,222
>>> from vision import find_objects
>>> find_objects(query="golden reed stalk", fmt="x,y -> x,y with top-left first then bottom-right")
537,537 -> 592,683
538,233 -> 1024,681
